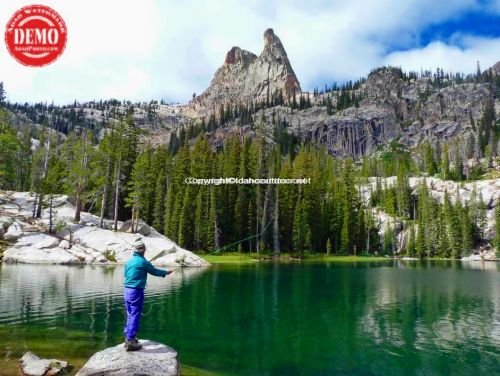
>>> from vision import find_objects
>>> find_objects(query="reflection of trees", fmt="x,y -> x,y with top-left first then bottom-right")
152,263 -> 374,374
359,264 -> 500,375
1,263 -> 498,375
0,264 -> 207,325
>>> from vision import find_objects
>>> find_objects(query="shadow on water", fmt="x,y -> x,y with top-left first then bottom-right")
0,261 -> 499,375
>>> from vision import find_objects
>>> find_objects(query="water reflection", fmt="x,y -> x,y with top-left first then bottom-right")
0,262 -> 499,375
358,264 -> 500,375
0,264 -> 208,325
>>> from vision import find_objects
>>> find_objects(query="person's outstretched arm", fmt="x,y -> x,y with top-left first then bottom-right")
143,260 -> 169,277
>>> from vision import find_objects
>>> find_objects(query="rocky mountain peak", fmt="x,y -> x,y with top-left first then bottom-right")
224,47 -> 257,66
263,28 -> 276,45
189,28 -> 301,115
262,28 -> 288,61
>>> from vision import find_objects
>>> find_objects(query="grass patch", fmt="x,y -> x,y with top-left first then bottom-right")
202,253 -> 259,264
103,249 -> 117,262
303,254 -> 389,262
180,364 -> 219,376
483,168 -> 500,180
201,252 -> 389,264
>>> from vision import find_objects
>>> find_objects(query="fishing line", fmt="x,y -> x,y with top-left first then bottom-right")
209,216 -> 274,254
207,183 -> 277,254
141,263 -> 184,316
142,301 -> 163,316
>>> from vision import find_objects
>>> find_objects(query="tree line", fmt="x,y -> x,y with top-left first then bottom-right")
1,97 -> 499,258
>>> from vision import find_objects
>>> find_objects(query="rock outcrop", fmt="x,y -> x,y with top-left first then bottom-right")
190,28 -> 301,114
20,351 -> 67,376
0,191 -> 209,267
76,340 -> 179,376
294,69 -> 493,158
360,176 -> 500,258
489,61 -> 500,76
461,245 -> 497,261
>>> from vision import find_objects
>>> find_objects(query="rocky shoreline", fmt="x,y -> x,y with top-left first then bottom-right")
0,191 -> 209,267
19,340 -> 180,376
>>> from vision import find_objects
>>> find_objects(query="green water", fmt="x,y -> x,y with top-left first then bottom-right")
0,261 -> 499,375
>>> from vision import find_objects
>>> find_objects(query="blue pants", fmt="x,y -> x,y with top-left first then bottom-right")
123,287 -> 145,340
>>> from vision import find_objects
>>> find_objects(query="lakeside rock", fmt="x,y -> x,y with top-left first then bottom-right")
20,351 -> 67,376
76,340 -> 179,376
0,191 -> 209,267
461,244 -> 498,262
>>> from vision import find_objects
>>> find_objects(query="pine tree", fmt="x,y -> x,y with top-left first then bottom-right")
461,204 -> 473,258
63,132 -> 95,222
0,82 -> 5,105
416,222 -> 425,258
436,209 -> 450,258
477,194 -> 487,240
208,186 -> 220,251
278,155 -> 297,253
193,189 -> 204,251
423,142 -> 436,175
235,138 -> 252,251
94,131 -> 114,228
495,204 -> 500,257
293,197 -> 311,255
125,148 -> 154,232
382,224 -> 394,255
110,115 -> 140,230
355,207 -> 366,255
152,171 -> 167,232
41,155 -> 66,233
151,148 -> 170,232
395,169 -> 411,218
178,185 -> 195,249
441,144 -> 450,180
479,98 -> 495,153
339,208 -> 350,254
0,114 -> 26,190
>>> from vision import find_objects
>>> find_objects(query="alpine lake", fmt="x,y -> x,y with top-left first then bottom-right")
0,259 -> 499,375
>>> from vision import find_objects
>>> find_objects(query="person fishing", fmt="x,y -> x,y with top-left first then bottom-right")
123,238 -> 171,351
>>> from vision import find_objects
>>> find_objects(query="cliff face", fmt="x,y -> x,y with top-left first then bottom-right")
306,69 -> 494,157
190,28 -> 301,114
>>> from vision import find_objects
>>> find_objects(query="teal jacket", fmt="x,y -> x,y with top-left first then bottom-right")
124,252 -> 168,289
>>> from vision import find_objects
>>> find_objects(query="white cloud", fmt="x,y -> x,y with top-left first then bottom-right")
0,0 -> 498,104
384,35 -> 500,74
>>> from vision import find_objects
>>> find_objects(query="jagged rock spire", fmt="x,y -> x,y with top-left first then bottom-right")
191,28 -> 301,114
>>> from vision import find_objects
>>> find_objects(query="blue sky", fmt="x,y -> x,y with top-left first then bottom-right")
0,0 -> 499,104
419,11 -> 500,46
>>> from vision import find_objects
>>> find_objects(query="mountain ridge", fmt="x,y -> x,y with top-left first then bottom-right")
2,28 -> 499,161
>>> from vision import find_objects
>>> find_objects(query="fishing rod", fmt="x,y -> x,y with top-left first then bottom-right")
149,246 -> 193,272
148,247 -> 176,263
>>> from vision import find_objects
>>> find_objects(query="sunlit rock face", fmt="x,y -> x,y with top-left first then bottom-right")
0,191 -> 209,266
190,28 -> 301,115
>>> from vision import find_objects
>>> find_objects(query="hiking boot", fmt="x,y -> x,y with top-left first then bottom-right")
125,339 -> 142,351
123,337 -> 139,347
